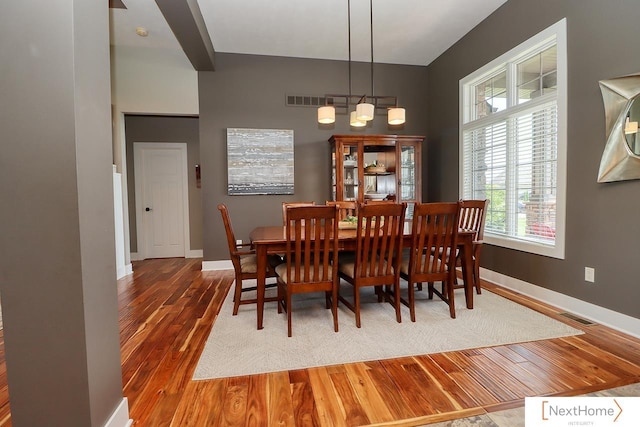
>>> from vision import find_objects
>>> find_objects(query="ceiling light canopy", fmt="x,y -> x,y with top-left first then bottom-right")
317,0 -> 405,127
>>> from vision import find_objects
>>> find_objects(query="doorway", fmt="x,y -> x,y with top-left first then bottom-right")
134,143 -> 190,259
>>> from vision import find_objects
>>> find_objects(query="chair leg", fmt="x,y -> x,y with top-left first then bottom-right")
277,280 -> 284,314
446,279 -> 456,319
233,275 -> 243,315
408,281 -> 416,322
287,292 -> 293,337
394,282 -> 402,324
474,260 -> 482,294
354,286 -> 362,328
427,282 -> 434,299
331,287 -> 339,333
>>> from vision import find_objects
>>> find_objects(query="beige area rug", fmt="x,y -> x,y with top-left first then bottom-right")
193,280 -> 582,380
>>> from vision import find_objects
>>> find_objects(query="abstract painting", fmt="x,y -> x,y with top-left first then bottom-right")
227,128 -> 294,195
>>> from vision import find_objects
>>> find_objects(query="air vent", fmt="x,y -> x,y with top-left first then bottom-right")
558,312 -> 595,326
286,94 -> 331,108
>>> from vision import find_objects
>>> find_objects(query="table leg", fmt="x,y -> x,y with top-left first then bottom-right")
460,235 -> 474,309
256,244 -> 266,330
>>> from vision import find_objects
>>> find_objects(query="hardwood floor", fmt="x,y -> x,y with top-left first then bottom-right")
2,257 -> 640,426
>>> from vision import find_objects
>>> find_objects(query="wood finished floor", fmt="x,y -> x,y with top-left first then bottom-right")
1,257 -> 640,426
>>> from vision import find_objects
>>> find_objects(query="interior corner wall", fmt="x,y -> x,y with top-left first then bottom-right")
199,53 -> 429,261
425,0 -> 640,318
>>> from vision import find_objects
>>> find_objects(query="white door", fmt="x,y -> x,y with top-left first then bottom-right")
134,143 -> 188,259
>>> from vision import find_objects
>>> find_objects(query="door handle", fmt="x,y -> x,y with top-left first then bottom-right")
145,207 -> 152,212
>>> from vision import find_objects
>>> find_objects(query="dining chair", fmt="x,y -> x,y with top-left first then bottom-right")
337,202 -> 406,328
399,202 -> 461,321
276,205 -> 340,337
282,201 -> 316,225
218,204 -> 281,315
457,199 -> 488,294
326,200 -> 357,220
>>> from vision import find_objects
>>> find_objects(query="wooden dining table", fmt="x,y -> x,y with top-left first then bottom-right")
249,224 -> 477,330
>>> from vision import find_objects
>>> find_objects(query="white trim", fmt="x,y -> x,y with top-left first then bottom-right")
133,142 -> 191,260
202,260 -> 233,271
186,249 -> 203,258
129,252 -> 142,261
116,265 -> 128,280
125,263 -> 133,276
480,267 -> 640,339
103,397 -> 132,427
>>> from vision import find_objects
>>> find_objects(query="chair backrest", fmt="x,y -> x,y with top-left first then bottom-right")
408,202 -> 460,280
326,200 -> 357,220
283,205 -> 339,285
459,199 -> 488,242
282,201 -> 316,225
217,203 -> 241,270
353,202 -> 406,281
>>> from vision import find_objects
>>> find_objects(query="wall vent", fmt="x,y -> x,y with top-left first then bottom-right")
558,312 -> 595,326
286,94 -> 332,108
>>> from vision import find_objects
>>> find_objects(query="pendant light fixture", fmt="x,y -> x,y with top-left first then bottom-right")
317,0 -> 406,127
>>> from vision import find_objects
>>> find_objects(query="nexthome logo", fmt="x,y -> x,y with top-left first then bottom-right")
541,399 -> 622,421
525,397 -> 639,426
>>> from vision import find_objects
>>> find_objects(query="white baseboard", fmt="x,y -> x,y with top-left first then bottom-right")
130,251 -> 202,260
103,397 -> 132,427
116,263 -> 133,280
202,260 -> 233,271
481,267 -> 640,338
186,249 -> 203,258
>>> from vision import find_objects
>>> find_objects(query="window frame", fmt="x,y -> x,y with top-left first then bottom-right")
459,18 -> 567,259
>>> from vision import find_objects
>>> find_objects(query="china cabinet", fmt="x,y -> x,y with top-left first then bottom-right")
329,134 -> 423,215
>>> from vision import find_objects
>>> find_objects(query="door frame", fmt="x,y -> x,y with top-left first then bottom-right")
133,142 -> 191,260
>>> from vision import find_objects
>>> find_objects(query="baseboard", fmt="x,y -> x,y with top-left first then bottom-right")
116,263 -> 133,280
103,397 -> 132,427
186,249 -> 203,258
202,260 -> 233,271
481,267 -> 640,338
130,251 -> 201,260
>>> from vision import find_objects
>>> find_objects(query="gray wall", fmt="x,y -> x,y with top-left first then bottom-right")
199,53 -> 429,260
0,0 -> 125,425
124,115 -> 203,252
426,0 -> 640,318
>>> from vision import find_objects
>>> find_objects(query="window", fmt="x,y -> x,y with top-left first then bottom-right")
460,19 -> 567,259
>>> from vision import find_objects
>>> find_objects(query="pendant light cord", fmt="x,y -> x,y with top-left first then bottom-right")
348,0 -> 352,102
370,0 -> 374,98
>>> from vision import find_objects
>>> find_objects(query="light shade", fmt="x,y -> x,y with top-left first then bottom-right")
356,103 -> 375,121
350,111 -> 366,127
318,106 -> 335,124
388,108 -> 406,125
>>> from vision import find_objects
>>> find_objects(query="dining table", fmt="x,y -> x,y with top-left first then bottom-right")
249,223 -> 477,330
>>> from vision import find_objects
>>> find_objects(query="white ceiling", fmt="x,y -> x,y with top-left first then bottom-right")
110,0 -> 508,66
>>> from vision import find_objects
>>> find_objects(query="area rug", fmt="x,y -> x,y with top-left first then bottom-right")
193,280 -> 582,380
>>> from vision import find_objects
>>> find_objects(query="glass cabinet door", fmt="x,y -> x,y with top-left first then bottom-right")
341,144 -> 359,201
331,142 -> 361,202
399,144 -> 416,201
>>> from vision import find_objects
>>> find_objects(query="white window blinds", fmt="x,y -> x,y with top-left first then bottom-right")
460,19 -> 566,259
